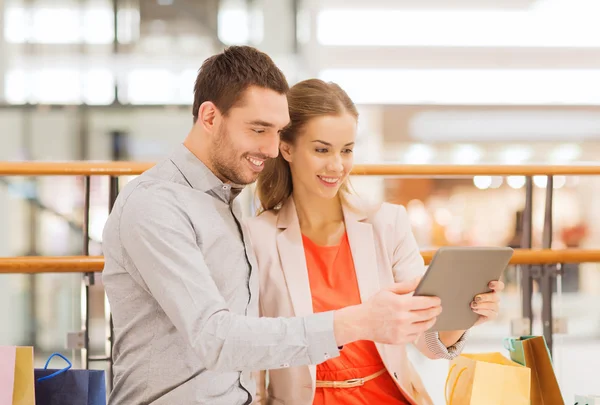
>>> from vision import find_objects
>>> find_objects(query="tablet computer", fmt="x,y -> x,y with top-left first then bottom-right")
413,246 -> 514,332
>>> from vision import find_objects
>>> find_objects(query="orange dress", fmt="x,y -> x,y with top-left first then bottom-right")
302,232 -> 411,405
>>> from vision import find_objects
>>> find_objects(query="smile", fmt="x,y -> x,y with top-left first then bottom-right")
317,175 -> 341,187
246,156 -> 265,172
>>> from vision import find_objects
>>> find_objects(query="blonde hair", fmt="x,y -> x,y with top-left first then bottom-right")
255,79 -> 358,213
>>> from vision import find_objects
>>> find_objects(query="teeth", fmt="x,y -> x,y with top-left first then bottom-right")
247,157 -> 264,166
319,176 -> 339,184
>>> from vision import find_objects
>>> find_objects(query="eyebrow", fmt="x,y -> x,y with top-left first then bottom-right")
246,120 -> 275,127
312,140 -> 355,147
247,120 -> 290,132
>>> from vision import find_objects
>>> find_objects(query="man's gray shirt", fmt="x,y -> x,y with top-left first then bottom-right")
102,144 -> 340,405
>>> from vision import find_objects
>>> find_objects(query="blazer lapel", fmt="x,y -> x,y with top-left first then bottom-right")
343,203 -> 381,303
276,198 -> 314,317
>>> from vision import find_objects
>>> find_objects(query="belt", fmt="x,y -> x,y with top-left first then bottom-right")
315,368 -> 387,389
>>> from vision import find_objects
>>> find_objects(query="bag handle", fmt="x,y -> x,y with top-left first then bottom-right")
445,363 -> 467,405
36,352 -> 72,382
503,337 -> 516,352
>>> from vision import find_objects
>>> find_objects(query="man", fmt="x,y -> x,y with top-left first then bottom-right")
102,46 -> 444,405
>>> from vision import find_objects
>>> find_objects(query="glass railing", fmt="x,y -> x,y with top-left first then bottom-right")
2,161 -> 600,402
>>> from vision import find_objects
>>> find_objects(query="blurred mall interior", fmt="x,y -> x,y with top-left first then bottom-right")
1,0 -> 600,403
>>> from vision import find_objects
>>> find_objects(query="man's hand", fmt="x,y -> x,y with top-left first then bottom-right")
334,277 -> 441,346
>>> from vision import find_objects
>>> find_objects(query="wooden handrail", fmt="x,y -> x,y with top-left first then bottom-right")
0,256 -> 105,274
2,162 -> 600,176
351,164 -> 600,177
0,162 -> 153,176
1,249 -> 599,274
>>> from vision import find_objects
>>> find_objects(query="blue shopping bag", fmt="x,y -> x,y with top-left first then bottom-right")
34,353 -> 106,405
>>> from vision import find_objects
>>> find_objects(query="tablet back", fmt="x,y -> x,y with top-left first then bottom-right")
414,246 -> 514,332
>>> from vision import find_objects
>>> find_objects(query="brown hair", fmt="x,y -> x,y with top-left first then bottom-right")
256,79 -> 359,213
192,46 -> 289,123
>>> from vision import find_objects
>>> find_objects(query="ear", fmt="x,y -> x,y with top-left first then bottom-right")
196,101 -> 220,134
279,141 -> 294,163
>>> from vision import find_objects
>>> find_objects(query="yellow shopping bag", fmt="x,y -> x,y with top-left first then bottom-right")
445,353 -> 531,405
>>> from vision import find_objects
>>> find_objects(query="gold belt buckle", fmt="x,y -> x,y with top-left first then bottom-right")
340,377 -> 365,388
316,368 -> 386,389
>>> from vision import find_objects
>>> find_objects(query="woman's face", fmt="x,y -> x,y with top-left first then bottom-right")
282,113 -> 357,200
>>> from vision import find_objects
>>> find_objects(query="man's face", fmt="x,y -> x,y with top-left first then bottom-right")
210,86 -> 290,185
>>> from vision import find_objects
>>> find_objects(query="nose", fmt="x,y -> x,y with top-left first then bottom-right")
327,155 -> 344,173
260,132 -> 280,159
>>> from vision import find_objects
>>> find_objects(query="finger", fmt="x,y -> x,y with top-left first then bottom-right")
473,292 -> 500,304
410,305 -> 443,323
471,301 -> 498,312
406,296 -> 442,310
488,280 -> 505,292
410,316 -> 438,334
472,308 -> 497,320
386,277 -> 422,295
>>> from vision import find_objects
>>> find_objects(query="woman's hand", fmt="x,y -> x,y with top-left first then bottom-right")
472,280 -> 504,326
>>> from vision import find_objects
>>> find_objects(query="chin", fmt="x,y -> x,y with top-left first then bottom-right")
316,187 -> 341,200
226,172 -> 255,186
244,170 -> 261,185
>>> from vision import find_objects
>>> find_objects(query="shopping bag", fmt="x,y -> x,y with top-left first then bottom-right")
0,346 -> 16,405
34,353 -> 106,405
0,346 -> 36,405
445,352 -> 530,405
505,336 -> 564,404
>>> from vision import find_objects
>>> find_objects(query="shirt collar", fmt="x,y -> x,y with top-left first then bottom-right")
169,143 -> 244,204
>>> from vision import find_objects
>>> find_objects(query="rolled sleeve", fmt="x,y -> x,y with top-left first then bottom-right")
423,330 -> 469,360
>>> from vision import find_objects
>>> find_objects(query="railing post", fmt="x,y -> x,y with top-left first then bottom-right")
541,175 -> 555,355
83,175 -> 119,392
82,175 -> 92,369
519,176 -> 534,335
106,176 -> 119,392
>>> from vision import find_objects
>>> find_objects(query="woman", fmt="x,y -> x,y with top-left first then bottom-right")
245,79 -> 504,405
